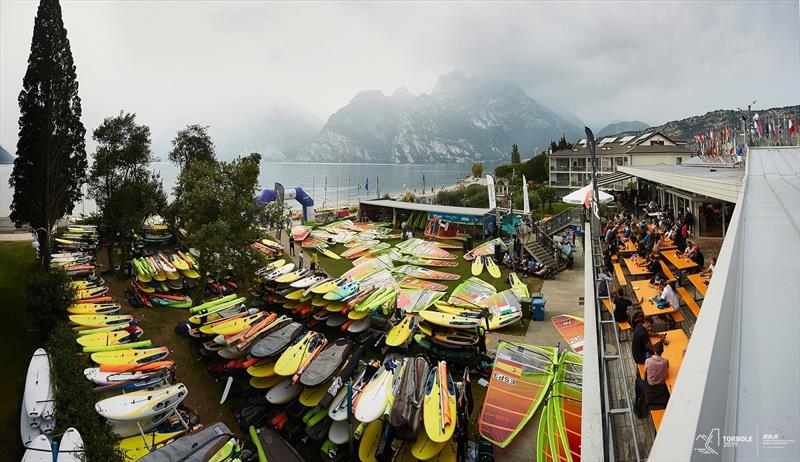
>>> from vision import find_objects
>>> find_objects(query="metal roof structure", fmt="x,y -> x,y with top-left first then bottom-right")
359,199 -> 491,217
618,164 -> 744,202
649,146 -> 800,461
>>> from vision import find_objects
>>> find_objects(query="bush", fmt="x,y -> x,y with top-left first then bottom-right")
46,323 -> 125,461
26,268 -> 74,334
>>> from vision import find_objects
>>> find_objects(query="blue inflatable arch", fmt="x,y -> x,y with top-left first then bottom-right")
257,187 -> 314,222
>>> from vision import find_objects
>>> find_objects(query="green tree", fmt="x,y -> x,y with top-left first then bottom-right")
471,162 -> 484,178
9,0 -> 87,266
520,152 -> 550,183
510,144 -> 521,164
538,185 -> 557,211
175,153 -> 267,296
168,124 -> 216,172
88,112 -> 166,268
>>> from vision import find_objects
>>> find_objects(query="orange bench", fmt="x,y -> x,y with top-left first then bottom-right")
612,263 -> 628,287
636,364 -> 667,431
651,409 -> 665,430
671,310 -> 684,324
602,298 -> 631,332
676,287 -> 701,318
659,261 -> 677,282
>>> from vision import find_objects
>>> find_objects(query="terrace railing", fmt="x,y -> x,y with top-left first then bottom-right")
540,206 -> 583,236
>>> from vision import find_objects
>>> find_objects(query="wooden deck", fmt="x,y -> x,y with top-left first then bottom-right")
599,253 -> 700,461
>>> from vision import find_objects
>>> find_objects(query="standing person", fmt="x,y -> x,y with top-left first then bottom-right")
298,251 -> 304,269
288,235 -> 295,256
684,207 -> 694,236
311,251 -> 319,272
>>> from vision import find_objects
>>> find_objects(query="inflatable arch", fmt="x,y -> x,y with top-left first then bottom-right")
257,186 -> 314,222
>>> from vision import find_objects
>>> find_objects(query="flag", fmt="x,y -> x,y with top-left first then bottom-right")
522,174 -> 530,214
364,177 -> 369,193
757,121 -> 763,138
486,175 -> 497,209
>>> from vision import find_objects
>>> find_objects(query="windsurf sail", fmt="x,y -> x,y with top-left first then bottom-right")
476,289 -> 521,317
538,352 -> 583,462
463,238 -> 506,260
448,277 -> 496,307
478,342 -> 557,447
396,288 -> 444,313
551,315 -> 585,355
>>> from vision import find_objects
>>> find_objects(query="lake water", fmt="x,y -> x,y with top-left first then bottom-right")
1,160 -> 499,217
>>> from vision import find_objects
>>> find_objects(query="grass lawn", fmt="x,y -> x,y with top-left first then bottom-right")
534,202 -> 574,218
0,242 -> 38,459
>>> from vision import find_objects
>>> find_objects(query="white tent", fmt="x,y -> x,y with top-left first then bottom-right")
562,184 -> 615,205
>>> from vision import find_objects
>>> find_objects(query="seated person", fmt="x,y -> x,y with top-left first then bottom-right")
502,253 -> 513,267
699,257 -> 717,277
597,267 -> 613,298
689,245 -> 704,268
683,240 -> 694,255
649,271 -> 667,287
631,317 -> 655,364
658,281 -> 680,310
613,288 -> 642,323
635,240 -> 648,258
643,342 -> 671,409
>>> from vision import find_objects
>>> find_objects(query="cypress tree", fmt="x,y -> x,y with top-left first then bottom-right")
9,0 -> 87,266
511,144 -> 521,164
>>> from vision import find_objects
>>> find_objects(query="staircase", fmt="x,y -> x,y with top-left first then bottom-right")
523,237 -> 560,268
522,206 -> 583,272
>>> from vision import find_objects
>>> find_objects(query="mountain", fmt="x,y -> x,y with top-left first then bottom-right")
297,71 -> 582,163
0,145 -> 13,164
646,105 -> 799,141
598,120 -> 649,137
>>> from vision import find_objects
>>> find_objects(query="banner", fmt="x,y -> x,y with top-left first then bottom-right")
584,127 -> 601,224
274,182 -> 285,209
486,175 -> 497,210
522,174 -> 530,215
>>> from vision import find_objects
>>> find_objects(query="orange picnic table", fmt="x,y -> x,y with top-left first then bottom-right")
630,280 -> 676,317
619,240 -> 637,254
659,237 -> 677,251
661,249 -> 699,270
637,329 -> 688,392
622,254 -> 652,277
687,274 -> 710,297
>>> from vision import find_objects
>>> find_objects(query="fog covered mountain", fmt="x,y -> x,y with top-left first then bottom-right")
296,71 -> 582,163
597,120 -> 649,137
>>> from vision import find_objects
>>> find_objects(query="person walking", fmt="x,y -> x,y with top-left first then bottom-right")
288,236 -> 295,256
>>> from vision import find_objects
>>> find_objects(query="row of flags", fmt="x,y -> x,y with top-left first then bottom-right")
692,113 -> 797,156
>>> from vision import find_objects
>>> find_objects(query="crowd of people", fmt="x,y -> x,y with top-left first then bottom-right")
597,203 -> 718,420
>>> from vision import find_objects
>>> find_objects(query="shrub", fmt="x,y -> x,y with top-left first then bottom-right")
26,268 -> 74,334
46,323 -> 125,461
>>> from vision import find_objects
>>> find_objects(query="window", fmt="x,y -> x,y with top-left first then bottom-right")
573,158 -> 586,170
650,140 -> 665,146
555,158 -> 570,171
676,157 -> 682,165
554,173 -> 569,186
615,157 -> 624,166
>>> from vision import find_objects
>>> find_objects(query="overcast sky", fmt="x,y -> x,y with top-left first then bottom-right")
1,0 -> 799,157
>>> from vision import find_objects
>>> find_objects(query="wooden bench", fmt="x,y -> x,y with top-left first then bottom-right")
659,261 -> 677,282
676,287 -> 701,318
612,263 -> 627,286
651,409 -> 665,431
671,310 -> 684,325
601,298 -> 631,334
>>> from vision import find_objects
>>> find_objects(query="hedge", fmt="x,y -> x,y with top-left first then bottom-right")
46,323 -> 125,461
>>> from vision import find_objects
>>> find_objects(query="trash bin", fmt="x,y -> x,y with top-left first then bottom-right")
532,298 -> 546,321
